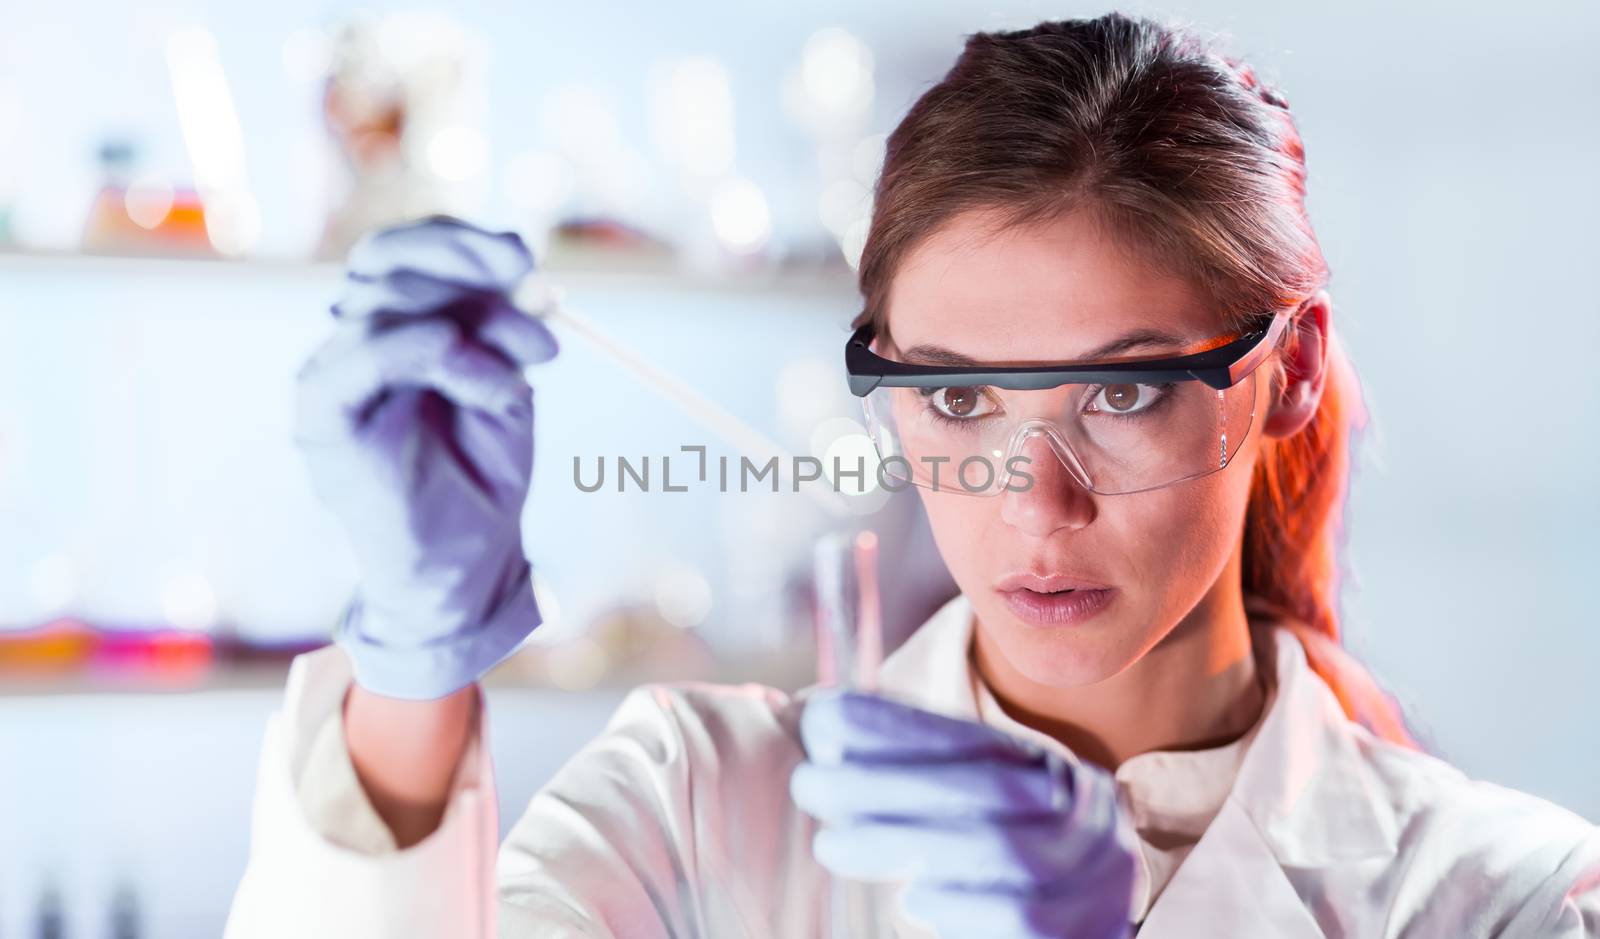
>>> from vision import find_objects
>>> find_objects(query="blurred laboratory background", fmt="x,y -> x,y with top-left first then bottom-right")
0,0 -> 1596,935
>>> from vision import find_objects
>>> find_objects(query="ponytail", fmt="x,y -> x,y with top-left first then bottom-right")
1243,323 -> 1416,747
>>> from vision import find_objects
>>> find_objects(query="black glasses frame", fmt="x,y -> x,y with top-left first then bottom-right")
844,306 -> 1293,397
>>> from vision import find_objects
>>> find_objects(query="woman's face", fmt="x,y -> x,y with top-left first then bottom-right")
884,207 -> 1274,688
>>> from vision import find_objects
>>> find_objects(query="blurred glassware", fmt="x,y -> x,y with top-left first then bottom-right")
109,878 -> 141,939
34,878 -> 63,939
0,619 -> 212,685
316,12 -> 490,259
79,139 -> 214,257
0,76 -> 16,248
539,217 -> 676,269
492,599 -> 718,690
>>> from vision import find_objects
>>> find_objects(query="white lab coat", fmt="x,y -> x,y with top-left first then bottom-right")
225,594 -> 1600,937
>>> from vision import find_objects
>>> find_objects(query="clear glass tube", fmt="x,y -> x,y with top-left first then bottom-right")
812,530 -> 883,691
812,529 -> 887,936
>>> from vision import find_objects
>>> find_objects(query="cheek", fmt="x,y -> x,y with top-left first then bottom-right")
914,489 -> 993,589
1118,474 -> 1249,617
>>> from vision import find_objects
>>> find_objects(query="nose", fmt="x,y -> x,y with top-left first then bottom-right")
998,425 -> 1096,536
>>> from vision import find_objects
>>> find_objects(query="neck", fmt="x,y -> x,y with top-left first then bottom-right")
972,554 -> 1265,770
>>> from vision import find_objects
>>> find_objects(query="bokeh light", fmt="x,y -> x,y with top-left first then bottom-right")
160,570 -> 217,632
123,176 -> 175,230
651,56 -> 736,179
427,126 -> 490,182
801,27 -> 875,122
710,177 -> 771,254
653,563 -> 713,629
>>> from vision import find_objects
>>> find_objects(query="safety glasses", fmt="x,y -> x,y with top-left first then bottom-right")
843,307 -> 1292,496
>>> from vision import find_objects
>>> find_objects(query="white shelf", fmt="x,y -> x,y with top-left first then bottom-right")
0,246 -> 860,298
0,647 -> 817,697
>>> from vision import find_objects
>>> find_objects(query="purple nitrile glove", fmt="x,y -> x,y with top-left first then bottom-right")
294,216 -> 559,700
791,689 -> 1138,938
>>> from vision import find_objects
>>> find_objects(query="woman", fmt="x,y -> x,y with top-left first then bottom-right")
226,14 -> 1599,938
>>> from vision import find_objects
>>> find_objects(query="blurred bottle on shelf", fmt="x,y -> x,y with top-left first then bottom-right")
539,217 -> 677,270
0,618 -> 213,689
0,191 -> 13,248
80,139 -> 215,258
109,878 -> 141,939
33,879 -> 63,939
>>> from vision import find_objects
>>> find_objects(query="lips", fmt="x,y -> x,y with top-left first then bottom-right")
995,570 -> 1116,627
995,571 -> 1113,594
998,583 -> 1116,627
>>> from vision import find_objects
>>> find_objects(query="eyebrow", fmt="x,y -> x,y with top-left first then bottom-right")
899,328 -> 1192,367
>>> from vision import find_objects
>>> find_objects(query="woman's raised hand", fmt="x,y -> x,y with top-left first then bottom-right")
295,216 -> 558,701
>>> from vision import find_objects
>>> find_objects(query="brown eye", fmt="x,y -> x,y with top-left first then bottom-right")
1086,382 -> 1170,417
1102,384 -> 1140,412
940,388 -> 978,416
929,386 -> 993,420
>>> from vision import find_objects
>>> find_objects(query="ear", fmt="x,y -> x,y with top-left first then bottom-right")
1259,290 -> 1331,440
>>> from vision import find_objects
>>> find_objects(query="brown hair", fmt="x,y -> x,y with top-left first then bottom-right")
855,13 -> 1415,746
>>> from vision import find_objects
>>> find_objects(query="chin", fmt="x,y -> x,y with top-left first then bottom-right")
972,592 -> 1146,688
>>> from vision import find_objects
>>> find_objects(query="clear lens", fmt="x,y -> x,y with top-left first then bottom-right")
861,373 -> 1259,496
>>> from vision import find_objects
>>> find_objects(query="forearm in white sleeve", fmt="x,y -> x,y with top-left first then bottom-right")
223,646 -> 499,939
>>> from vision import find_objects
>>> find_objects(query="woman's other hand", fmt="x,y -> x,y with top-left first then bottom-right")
792,689 -> 1138,938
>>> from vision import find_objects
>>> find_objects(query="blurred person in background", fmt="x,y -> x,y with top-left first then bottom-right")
317,13 -> 484,260
225,13 -> 1600,938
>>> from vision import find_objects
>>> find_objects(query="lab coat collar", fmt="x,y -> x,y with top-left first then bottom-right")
1223,621 -> 1401,867
877,593 -> 1401,933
